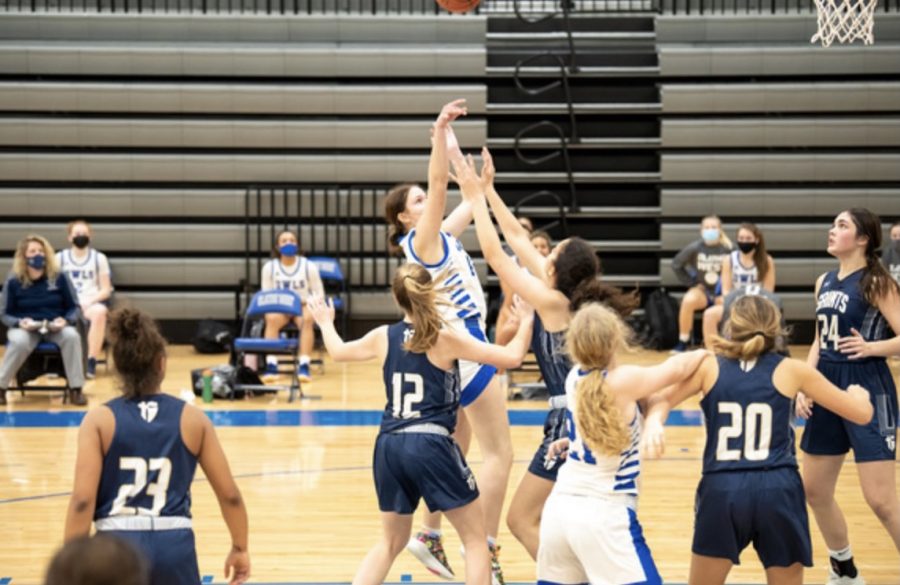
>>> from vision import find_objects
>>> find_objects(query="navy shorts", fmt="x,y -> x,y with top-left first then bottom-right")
104,529 -> 200,585
373,431 -> 479,515
527,407 -> 568,481
800,359 -> 898,462
693,467 -> 812,568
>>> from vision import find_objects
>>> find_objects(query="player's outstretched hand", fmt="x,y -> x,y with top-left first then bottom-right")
449,153 -> 484,203
479,146 -> 496,191
224,546 -> 250,585
434,98 -> 467,129
306,294 -> 335,326
510,294 -> 535,325
544,437 -> 570,470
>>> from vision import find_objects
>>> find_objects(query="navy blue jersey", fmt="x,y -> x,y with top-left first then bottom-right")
95,395 -> 198,520
380,321 -> 461,434
531,315 -> 572,398
816,268 -> 891,364
701,353 -> 796,474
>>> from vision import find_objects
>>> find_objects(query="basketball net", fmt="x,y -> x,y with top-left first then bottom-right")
811,0 -> 878,47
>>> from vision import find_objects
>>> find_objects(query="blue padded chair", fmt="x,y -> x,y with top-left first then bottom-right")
232,289 -> 303,402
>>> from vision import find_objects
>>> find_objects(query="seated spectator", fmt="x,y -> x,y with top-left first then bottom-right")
45,534 -> 148,585
670,215 -> 732,352
0,235 -> 86,406
260,229 -> 324,382
56,220 -> 113,379
702,222 -> 776,348
530,230 -> 552,258
883,220 -> 900,283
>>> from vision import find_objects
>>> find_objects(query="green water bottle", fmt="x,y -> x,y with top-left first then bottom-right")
201,369 -> 214,403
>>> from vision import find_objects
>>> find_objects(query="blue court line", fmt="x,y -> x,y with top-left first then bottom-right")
0,408 -> 715,429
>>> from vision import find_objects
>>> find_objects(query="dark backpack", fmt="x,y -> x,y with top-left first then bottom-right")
192,319 -> 233,354
643,288 -> 680,350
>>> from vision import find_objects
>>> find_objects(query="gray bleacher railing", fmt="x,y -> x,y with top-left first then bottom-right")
511,0 -> 581,215
0,0 -> 482,14
659,0 -> 899,14
0,0 -> 665,13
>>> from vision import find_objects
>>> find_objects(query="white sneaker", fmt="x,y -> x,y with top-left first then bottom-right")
828,569 -> 866,585
406,532 -> 454,580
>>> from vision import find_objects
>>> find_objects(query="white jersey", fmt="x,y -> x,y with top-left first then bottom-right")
261,257 -> 323,302
729,250 -> 759,289
399,229 -> 486,324
555,367 -> 642,500
56,248 -> 111,303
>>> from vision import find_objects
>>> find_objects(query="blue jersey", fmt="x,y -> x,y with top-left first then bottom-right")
380,321 -> 461,434
95,395 -> 198,520
701,353 -> 796,474
531,315 -> 571,398
816,268 -> 891,364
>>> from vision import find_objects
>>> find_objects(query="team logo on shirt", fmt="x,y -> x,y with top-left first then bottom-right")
138,401 -> 159,423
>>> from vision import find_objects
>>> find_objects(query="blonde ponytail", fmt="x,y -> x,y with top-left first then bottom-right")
391,264 -> 444,353
712,295 -> 783,361
566,303 -> 632,456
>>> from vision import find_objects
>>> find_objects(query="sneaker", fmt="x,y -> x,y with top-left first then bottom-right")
69,388 -> 87,406
406,532 -> 454,580
669,340 -> 688,354
489,543 -> 505,585
86,357 -> 97,380
297,363 -> 311,383
261,361 -> 279,380
828,568 -> 866,585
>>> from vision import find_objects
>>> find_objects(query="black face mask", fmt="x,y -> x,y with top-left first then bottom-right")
72,235 -> 90,249
737,241 -> 757,254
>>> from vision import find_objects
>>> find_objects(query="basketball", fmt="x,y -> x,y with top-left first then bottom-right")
436,0 -> 480,14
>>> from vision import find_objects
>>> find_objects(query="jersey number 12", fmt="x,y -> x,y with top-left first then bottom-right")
392,373 -> 424,419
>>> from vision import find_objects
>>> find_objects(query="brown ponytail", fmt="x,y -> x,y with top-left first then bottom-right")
107,307 -> 167,399
712,295 -> 784,361
846,208 -> 900,305
552,237 -> 639,316
566,303 -> 632,456
391,263 -> 444,353
384,183 -> 416,256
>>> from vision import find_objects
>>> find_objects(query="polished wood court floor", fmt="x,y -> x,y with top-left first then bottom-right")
1,346 -> 898,584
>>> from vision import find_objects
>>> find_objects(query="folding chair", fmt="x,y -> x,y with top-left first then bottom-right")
11,341 -> 76,404
308,256 -> 347,374
231,289 -> 303,402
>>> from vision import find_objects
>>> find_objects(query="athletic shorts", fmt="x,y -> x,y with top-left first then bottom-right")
527,407 -> 568,481
538,492 -> 661,585
800,358 -> 898,462
373,430 -> 479,514
692,467 -> 812,568
456,316 -> 498,407
102,528 -> 200,585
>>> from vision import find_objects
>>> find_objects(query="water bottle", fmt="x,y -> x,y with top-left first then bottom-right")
201,369 -> 214,403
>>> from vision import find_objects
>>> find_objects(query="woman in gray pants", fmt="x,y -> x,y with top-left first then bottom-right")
1,234 -> 85,406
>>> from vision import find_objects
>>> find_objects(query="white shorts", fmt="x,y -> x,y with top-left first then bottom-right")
451,316 -> 497,407
537,493 -> 661,585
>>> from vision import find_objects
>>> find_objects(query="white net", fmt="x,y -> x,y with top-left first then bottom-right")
811,0 -> 878,47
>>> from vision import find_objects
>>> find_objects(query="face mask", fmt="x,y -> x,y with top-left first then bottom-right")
702,228 -> 720,243
279,243 -> 298,257
891,239 -> 900,253
737,241 -> 757,254
72,235 -> 90,249
26,254 -> 46,270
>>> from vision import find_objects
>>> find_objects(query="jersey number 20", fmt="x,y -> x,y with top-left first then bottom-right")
111,457 -> 173,516
716,402 -> 773,461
